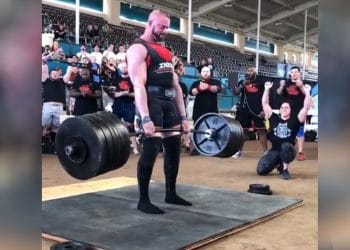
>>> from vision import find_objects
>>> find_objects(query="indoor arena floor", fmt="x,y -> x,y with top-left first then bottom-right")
42,140 -> 318,250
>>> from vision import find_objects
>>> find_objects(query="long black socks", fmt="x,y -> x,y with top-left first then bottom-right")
163,135 -> 192,206
137,137 -> 164,214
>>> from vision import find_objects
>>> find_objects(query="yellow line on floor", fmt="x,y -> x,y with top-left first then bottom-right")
42,177 -> 138,201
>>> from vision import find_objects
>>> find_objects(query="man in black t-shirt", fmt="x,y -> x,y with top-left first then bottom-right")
189,66 -> 222,155
69,68 -> 102,115
189,66 -> 222,122
257,81 -> 312,179
233,66 -> 268,158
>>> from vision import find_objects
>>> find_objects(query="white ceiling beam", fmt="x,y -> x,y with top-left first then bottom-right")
243,0 -> 318,31
285,27 -> 318,43
269,0 -> 293,9
284,22 -> 304,31
192,0 -> 232,17
231,3 -> 269,18
261,29 -> 286,39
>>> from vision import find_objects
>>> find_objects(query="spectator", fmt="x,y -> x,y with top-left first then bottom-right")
115,44 -> 127,65
232,66 -> 268,158
54,23 -> 68,41
197,59 -> 207,73
41,63 -> 68,153
76,45 -> 90,62
68,68 -> 102,115
89,44 -> 103,65
189,66 -> 222,155
102,44 -> 116,61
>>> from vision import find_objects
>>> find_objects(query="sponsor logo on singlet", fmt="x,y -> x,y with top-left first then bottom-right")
155,62 -> 173,74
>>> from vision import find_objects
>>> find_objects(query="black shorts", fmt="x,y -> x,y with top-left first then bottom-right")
112,100 -> 135,123
236,105 -> 265,129
147,96 -> 181,129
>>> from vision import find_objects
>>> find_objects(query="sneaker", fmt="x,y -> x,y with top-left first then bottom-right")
297,152 -> 306,161
185,146 -> 191,153
263,150 -> 269,156
280,169 -> 290,180
133,149 -> 140,155
232,150 -> 242,158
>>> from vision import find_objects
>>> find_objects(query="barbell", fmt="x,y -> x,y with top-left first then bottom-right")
55,112 -> 245,180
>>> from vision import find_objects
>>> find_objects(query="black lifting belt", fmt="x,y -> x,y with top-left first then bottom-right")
147,86 -> 176,99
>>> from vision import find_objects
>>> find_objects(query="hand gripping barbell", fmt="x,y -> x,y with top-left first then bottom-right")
55,112 -> 245,180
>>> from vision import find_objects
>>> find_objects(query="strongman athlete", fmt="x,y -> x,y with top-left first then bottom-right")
127,10 -> 191,214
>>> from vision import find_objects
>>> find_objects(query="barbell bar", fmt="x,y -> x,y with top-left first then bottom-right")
55,112 -> 245,180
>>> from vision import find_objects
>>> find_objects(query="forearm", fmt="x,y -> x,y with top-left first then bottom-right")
276,86 -> 283,95
262,88 -> 270,106
209,85 -> 221,93
191,88 -> 199,96
134,85 -> 150,118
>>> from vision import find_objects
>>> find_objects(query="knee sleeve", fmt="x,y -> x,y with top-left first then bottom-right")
257,150 -> 280,175
137,137 -> 162,180
280,143 -> 296,163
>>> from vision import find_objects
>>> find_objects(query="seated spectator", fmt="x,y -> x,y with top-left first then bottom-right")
54,23 -> 68,41
85,24 -> 95,41
92,25 -> 100,38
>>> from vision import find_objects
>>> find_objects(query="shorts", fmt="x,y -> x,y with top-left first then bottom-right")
236,105 -> 265,129
147,96 -> 181,129
296,126 -> 304,137
42,102 -> 64,129
112,100 -> 136,123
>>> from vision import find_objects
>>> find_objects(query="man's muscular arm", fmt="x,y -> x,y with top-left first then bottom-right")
127,44 -> 149,118
127,44 -> 155,135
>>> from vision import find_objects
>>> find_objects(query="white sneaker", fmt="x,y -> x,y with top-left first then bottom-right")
133,149 -> 140,155
232,151 -> 242,158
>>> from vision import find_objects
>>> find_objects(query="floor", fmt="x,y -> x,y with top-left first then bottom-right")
42,140 -> 318,250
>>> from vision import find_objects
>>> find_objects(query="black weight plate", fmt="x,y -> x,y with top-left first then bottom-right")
83,114 -> 116,175
97,112 -> 130,169
55,116 -> 106,180
218,116 -> 245,157
93,112 -> 129,172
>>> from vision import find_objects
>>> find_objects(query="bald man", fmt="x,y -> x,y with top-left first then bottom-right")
127,10 -> 191,214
